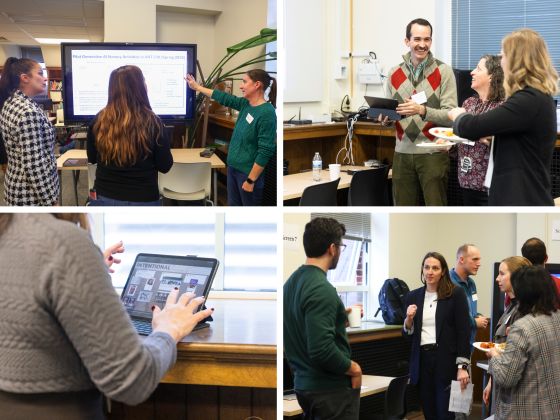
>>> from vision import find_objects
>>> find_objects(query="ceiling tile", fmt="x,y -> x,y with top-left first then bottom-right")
25,31 -> 62,38
6,37 -> 39,44
53,25 -> 87,34
85,17 -> 103,28
16,24 -> 58,33
0,0 -> 43,14
87,27 -> 103,35
0,15 -> 13,24
34,1 -> 84,17
0,23 -> 23,31
84,2 -> 103,18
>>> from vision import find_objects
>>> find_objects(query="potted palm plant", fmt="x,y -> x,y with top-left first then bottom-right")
186,28 -> 277,148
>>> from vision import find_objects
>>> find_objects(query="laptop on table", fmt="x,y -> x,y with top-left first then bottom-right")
120,253 -> 219,336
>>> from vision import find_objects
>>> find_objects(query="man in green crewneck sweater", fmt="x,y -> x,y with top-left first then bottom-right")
284,218 -> 362,419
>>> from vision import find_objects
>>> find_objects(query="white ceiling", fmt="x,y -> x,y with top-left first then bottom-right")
0,0 -> 104,47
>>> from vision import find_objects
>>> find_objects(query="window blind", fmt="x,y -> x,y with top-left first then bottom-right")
311,213 -> 371,242
451,0 -> 560,101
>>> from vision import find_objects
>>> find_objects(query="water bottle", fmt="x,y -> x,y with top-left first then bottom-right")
312,152 -> 322,182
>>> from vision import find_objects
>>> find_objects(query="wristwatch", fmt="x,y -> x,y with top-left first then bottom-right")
458,364 -> 468,371
246,177 -> 255,185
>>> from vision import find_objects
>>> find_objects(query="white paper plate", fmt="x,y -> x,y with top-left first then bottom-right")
429,127 -> 470,143
416,142 -> 454,150
473,342 -> 504,353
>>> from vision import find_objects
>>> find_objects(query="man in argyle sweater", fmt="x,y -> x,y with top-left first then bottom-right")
384,18 -> 457,206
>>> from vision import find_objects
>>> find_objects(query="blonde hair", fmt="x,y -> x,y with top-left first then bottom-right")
501,256 -> 532,275
502,29 -> 560,98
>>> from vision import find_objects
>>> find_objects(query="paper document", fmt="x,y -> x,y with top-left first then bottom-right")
483,136 -> 495,189
448,380 -> 474,413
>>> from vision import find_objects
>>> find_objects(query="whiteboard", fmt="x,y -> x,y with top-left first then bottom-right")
284,0 -> 323,103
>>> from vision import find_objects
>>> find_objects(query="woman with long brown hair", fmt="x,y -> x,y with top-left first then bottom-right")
87,65 -> 173,206
402,252 -> 471,420
0,57 -> 59,206
482,256 -> 531,416
0,213 -> 213,420
448,29 -> 560,206
185,69 -> 277,206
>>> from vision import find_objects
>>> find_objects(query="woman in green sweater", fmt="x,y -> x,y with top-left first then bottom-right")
185,69 -> 277,206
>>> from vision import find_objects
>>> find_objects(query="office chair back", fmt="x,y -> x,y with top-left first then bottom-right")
348,166 -> 390,206
384,375 -> 409,420
87,163 -> 97,190
158,161 -> 212,205
299,178 -> 341,206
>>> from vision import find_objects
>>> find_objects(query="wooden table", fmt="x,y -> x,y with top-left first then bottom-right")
283,166 -> 392,201
159,299 -> 276,388
56,149 -> 226,206
283,375 -> 398,417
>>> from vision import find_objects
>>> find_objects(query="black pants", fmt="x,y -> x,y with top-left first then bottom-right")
295,386 -> 360,420
462,187 -> 489,206
0,388 -> 104,420
417,349 -> 454,420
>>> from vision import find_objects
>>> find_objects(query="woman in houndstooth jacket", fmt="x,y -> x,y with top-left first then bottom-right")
487,265 -> 560,420
0,57 -> 59,206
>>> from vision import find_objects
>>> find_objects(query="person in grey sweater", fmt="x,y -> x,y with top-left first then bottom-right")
0,213 -> 213,420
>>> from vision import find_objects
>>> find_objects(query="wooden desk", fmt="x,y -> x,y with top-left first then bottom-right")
160,299 -> 276,388
283,375 -> 397,417
56,149 -> 226,206
283,166 -> 392,201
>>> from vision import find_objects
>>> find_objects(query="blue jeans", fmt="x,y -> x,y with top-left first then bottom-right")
227,165 -> 264,206
89,194 -> 161,206
417,348 -> 455,420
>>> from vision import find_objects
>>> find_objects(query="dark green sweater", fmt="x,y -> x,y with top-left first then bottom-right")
211,90 -> 276,177
283,265 -> 352,390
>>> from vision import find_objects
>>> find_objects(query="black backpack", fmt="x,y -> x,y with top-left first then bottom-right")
375,278 -> 410,325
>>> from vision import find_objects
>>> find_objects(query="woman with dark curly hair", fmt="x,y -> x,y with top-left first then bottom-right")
402,252 -> 471,419
448,55 -> 505,206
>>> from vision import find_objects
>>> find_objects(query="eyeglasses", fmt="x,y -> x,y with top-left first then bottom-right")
497,53 -> 505,60
338,244 -> 347,252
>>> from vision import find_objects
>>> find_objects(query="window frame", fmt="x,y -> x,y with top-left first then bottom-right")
92,213 -> 277,300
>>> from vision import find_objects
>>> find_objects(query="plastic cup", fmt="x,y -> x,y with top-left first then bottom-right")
348,306 -> 361,328
329,164 -> 341,181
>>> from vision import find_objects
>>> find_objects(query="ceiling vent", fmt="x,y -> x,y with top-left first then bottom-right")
0,37 -> 10,43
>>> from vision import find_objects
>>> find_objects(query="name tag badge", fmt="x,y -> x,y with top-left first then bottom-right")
460,157 -> 472,173
472,293 -> 478,302
464,141 -> 476,146
411,91 -> 427,105
246,113 -> 254,124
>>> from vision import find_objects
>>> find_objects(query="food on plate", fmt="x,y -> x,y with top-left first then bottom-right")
480,342 -> 496,349
497,343 -> 506,351
444,130 -> 454,137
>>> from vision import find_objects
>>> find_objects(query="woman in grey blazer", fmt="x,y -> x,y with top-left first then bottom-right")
487,265 -> 560,420
0,214 -> 214,420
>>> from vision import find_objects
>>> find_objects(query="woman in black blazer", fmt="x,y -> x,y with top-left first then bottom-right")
447,29 -> 559,206
402,252 -> 471,420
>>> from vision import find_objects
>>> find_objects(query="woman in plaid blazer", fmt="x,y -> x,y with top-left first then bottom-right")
487,265 -> 560,420
0,57 -> 59,206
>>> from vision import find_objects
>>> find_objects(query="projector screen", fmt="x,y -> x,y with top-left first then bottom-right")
61,42 -> 197,125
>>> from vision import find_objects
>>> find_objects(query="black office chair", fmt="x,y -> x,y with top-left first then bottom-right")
348,165 -> 390,206
359,375 -> 409,420
299,178 -> 341,206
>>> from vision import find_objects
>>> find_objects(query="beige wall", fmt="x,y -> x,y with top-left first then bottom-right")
283,213 -> 312,283
213,0 -> 269,93
40,45 -> 62,67
156,12 -> 216,80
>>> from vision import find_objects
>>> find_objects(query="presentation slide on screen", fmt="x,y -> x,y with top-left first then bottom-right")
71,50 -> 187,115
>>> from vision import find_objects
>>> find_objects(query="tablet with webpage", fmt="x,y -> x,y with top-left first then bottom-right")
120,254 -> 219,334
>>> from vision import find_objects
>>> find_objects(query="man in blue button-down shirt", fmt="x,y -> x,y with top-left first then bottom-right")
450,244 -> 487,420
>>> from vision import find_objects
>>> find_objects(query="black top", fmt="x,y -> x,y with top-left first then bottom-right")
454,87 -> 557,206
401,286 -> 471,386
87,114 -> 173,202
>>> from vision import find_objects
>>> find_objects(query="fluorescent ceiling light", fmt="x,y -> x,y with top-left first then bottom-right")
36,38 -> 90,44
5,14 -> 85,27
